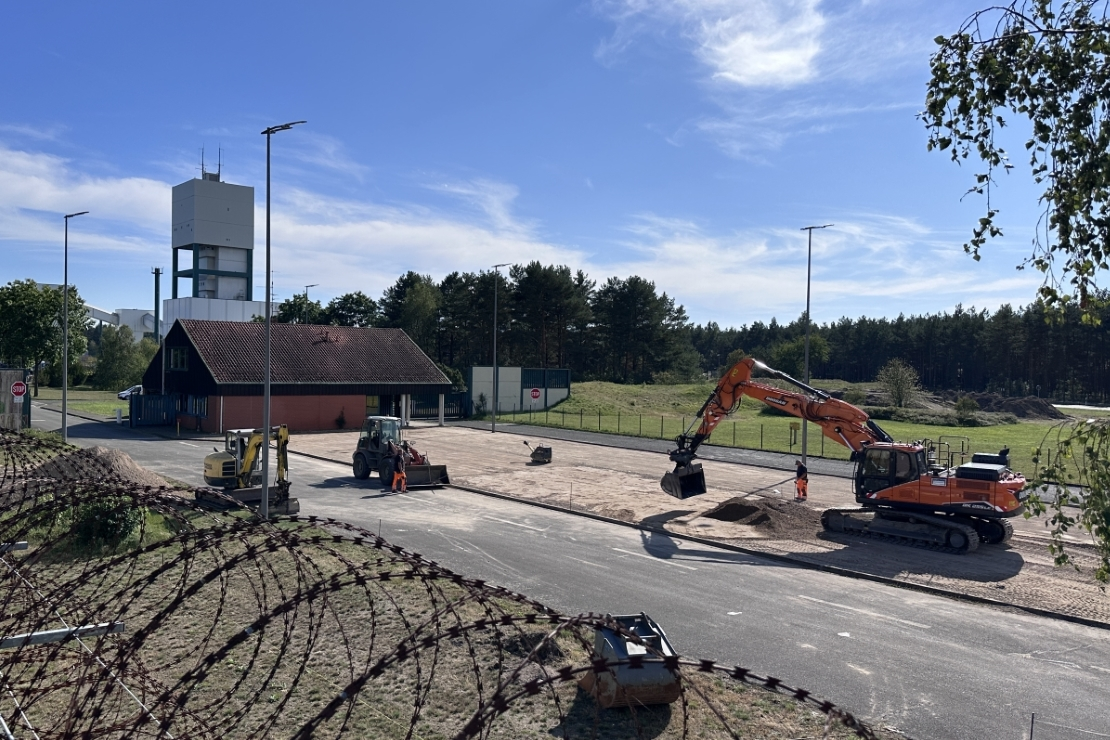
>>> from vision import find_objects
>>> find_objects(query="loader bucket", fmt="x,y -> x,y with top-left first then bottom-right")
660,463 -> 706,499
404,463 -> 451,488
579,613 -> 681,709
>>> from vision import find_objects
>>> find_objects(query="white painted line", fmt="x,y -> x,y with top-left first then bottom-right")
482,516 -> 547,532
846,663 -> 871,675
726,611 -> 742,616
611,548 -> 697,570
564,555 -> 609,569
838,632 -> 851,637
1090,665 -> 1110,674
798,595 -> 931,630
178,442 -> 199,447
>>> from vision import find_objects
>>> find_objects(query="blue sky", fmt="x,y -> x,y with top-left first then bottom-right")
1,1 -> 1048,328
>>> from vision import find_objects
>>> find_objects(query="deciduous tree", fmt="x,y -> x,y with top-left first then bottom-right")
923,0 -> 1110,312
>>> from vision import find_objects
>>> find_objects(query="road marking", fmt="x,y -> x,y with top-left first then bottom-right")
798,595 -> 931,629
483,516 -> 547,532
611,548 -> 697,570
1090,665 -> 1110,674
838,632 -> 851,637
846,663 -> 871,675
799,643 -> 816,649
179,442 -> 199,447
726,611 -> 742,616
564,555 -> 609,569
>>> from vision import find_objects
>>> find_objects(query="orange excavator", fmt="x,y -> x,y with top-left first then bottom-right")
661,357 -> 1028,553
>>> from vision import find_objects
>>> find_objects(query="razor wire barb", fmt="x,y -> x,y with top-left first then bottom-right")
0,429 -> 879,739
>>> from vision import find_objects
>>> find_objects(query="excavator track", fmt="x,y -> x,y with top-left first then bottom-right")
822,508 -> 980,554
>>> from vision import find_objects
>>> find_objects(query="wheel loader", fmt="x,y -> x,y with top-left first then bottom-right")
198,425 -> 300,514
351,416 -> 450,488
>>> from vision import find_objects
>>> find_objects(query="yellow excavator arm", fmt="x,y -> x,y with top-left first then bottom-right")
236,425 -> 289,488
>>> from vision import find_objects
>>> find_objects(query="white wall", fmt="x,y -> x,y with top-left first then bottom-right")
164,297 -> 269,326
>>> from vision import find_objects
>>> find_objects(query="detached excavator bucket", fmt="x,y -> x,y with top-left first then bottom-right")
660,463 -> 706,499
404,463 -> 451,488
579,613 -> 681,709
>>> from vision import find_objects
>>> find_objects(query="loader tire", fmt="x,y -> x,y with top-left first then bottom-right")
353,455 -> 370,480
378,460 -> 393,486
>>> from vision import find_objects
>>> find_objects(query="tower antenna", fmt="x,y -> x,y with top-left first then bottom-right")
217,146 -> 222,178
200,146 -> 206,177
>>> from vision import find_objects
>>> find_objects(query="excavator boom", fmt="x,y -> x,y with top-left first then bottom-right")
662,357 -> 891,498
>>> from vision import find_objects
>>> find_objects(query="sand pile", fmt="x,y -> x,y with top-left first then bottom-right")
28,447 -> 169,488
701,496 -> 823,538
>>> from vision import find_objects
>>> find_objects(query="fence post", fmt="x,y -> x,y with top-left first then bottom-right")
618,411 -> 621,434
580,409 -> 583,428
733,421 -> 736,447
639,414 -> 642,436
760,424 -> 764,449
660,416 -> 664,439
598,408 -> 601,431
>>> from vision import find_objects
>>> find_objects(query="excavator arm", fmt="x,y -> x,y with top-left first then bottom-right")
661,357 -> 892,498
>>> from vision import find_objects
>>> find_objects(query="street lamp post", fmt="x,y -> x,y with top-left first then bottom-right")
491,263 -> 510,432
303,284 -> 318,324
799,224 -> 832,468
61,211 -> 89,444
259,120 -> 306,520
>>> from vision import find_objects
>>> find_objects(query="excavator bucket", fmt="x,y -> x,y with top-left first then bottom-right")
404,463 -> 451,488
578,613 -> 681,709
660,463 -> 706,499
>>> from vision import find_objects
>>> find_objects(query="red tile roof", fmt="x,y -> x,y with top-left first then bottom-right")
177,320 -> 450,386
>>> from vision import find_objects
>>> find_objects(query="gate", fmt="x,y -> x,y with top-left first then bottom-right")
129,394 -> 177,427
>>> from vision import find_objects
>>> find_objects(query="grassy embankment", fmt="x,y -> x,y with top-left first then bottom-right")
500,380 -> 1084,476
28,387 -> 129,417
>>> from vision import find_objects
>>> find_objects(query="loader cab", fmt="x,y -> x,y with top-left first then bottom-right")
358,416 -> 402,454
855,446 -> 927,498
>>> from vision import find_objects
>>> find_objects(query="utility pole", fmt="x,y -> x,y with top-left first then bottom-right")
303,284 -> 318,324
260,120 -> 306,519
62,211 -> 89,444
799,224 -> 832,468
152,268 -> 162,343
491,263 -> 509,432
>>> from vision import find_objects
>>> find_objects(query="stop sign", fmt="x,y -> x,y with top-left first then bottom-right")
10,381 -> 27,398
530,388 -> 541,400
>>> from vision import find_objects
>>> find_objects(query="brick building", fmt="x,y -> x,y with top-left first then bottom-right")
142,320 -> 451,433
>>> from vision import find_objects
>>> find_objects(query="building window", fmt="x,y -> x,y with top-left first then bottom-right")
170,347 -> 188,371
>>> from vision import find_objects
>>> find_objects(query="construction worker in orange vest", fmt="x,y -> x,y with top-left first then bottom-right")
794,459 -> 808,503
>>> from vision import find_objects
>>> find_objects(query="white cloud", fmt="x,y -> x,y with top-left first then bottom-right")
597,0 -> 827,88
0,143 -> 1040,325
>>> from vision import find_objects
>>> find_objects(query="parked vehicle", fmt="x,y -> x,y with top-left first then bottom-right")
117,384 -> 143,400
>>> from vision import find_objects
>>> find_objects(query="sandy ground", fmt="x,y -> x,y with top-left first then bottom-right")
290,423 -> 1110,625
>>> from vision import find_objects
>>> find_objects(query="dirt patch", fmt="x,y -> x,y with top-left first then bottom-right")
702,496 -> 823,538
29,447 -> 169,488
941,391 -> 1067,420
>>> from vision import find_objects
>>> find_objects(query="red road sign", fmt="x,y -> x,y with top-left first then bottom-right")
10,381 -> 27,398
530,387 -> 541,400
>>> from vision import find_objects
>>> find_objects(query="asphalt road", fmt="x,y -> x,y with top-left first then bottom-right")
31,406 -> 1110,740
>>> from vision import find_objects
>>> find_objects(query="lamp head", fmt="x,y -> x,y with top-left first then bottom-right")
262,120 -> 307,135
65,211 -> 89,219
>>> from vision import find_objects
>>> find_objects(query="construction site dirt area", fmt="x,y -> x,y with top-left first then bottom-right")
291,423 -> 1110,627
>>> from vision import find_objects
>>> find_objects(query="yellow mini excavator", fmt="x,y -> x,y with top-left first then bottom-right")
198,425 -> 300,514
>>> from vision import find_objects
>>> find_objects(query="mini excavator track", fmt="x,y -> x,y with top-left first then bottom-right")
821,508 -> 982,554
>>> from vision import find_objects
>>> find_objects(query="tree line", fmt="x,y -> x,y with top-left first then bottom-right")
0,280 -> 156,394
273,266 -> 1110,402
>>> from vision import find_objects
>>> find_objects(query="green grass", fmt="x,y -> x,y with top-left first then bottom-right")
501,380 -> 1078,476
29,387 -> 129,417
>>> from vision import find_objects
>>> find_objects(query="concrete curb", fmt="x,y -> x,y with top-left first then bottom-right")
285,447 -> 1110,633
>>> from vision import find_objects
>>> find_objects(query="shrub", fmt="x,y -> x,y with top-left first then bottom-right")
875,359 -> 921,408
842,388 -> 867,406
72,496 -> 143,549
955,396 -> 980,425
